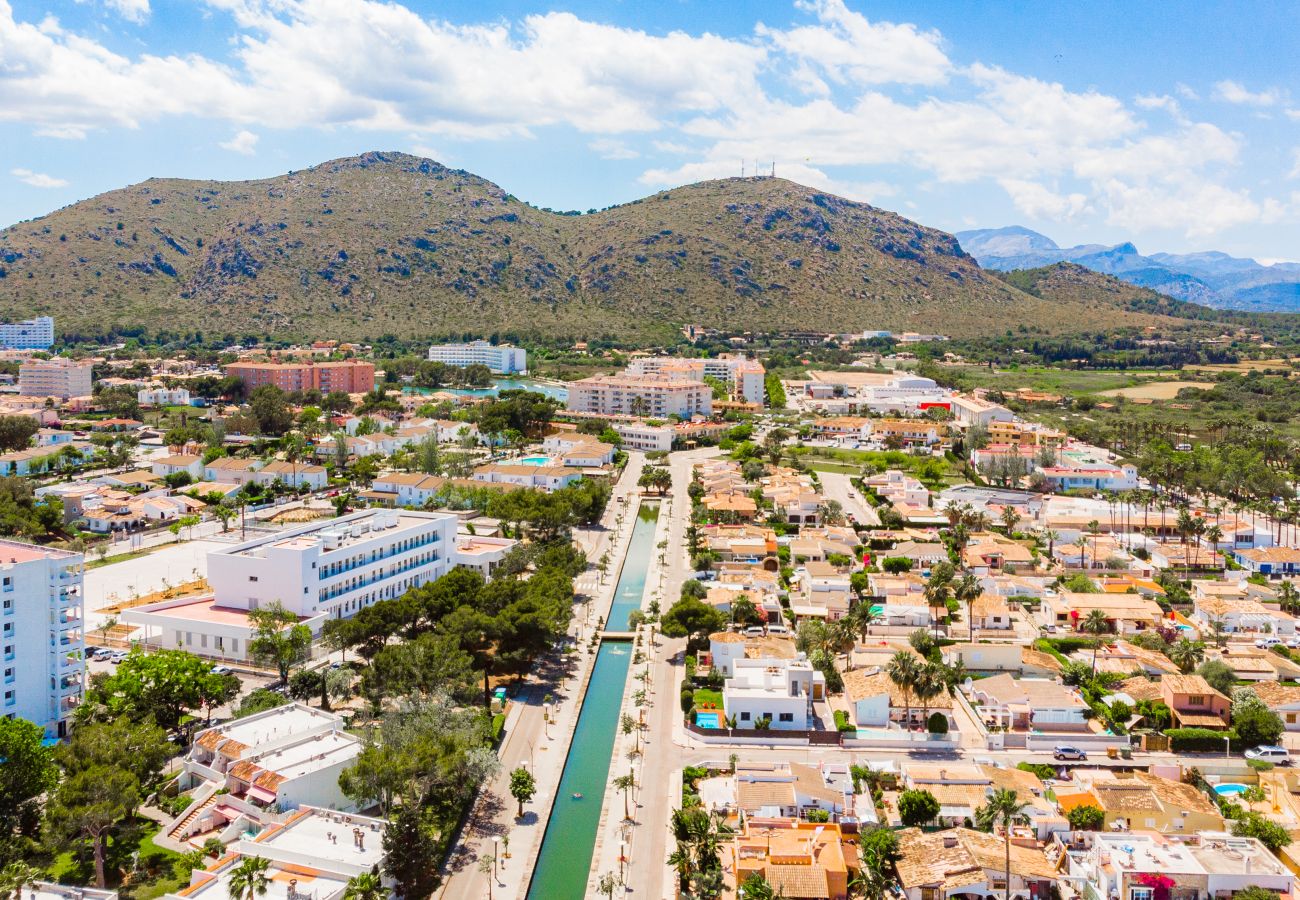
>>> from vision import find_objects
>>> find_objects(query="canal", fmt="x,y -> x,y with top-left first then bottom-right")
525,504 -> 659,898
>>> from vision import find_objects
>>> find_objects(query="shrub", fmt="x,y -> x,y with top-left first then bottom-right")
680,688 -> 694,715
1017,762 -> 1058,780
1066,805 -> 1105,831
881,557 -> 912,574
926,712 -> 948,735
1166,727 -> 1238,752
834,710 -> 856,733
897,789 -> 940,827
1232,812 -> 1293,852
805,808 -> 830,823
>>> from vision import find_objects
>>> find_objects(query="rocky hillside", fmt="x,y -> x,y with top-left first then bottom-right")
0,152 -> 1192,341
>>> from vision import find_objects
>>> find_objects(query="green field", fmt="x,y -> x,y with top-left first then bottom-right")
940,363 -> 1178,395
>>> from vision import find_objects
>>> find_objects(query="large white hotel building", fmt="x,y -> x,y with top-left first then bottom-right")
124,510 -> 457,660
0,541 -> 84,737
427,340 -> 527,374
0,316 -> 54,350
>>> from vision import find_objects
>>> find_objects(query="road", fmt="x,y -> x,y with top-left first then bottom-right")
818,470 -> 880,527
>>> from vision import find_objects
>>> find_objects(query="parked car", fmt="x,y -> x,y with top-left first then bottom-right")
107,650 -> 128,664
1053,745 -> 1088,761
1245,745 -> 1292,765
766,625 -> 790,635
210,665 -> 232,675
743,626 -> 766,637
89,647 -> 112,661
1286,637 -> 1300,650
1256,636 -> 1284,649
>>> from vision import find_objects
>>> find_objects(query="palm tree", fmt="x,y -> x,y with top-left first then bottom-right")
1086,520 -> 1101,570
923,576 -> 951,640
887,651 -> 920,736
913,661 -> 947,734
227,856 -> 271,900
1204,524 -> 1224,570
1168,638 -> 1205,674
614,772 -> 636,820
1042,528 -> 1059,559
1279,581 -> 1300,616
1000,505 -> 1020,535
1073,535 -> 1089,571
975,788 -> 1029,900
740,874 -> 786,900
1081,608 -> 1110,674
953,573 -> 981,641
341,871 -> 385,900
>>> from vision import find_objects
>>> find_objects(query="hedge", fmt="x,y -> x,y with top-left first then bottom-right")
1166,727 -> 1238,752
1042,636 -> 1102,655
834,710 -> 857,733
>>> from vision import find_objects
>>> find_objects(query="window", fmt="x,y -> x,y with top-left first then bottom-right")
1187,694 -> 1205,706
779,713 -> 794,722
249,576 -> 259,582
1131,889 -> 1153,900
740,712 -> 751,721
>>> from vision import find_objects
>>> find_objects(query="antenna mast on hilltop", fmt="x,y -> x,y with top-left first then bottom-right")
740,160 -> 745,177
771,161 -> 776,178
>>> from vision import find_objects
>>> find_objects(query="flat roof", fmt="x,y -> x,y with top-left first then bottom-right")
203,703 -> 337,750
218,509 -> 450,559
254,808 -> 386,870
252,732 -> 359,780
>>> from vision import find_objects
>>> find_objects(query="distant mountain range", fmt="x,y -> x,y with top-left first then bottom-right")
0,152 -> 1212,342
956,225 -> 1300,312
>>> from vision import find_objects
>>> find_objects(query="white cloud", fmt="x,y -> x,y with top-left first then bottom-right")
0,0 -> 1291,242
1289,148 -> 1300,181
104,0 -> 149,24
1213,79 -> 1283,107
589,138 -> 639,160
11,168 -> 68,188
1135,93 -> 1180,115
998,178 -> 1089,220
757,0 -> 950,86
218,129 -> 258,155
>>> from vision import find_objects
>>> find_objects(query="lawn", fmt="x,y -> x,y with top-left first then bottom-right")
47,821 -> 185,898
86,548 -> 158,569
692,688 -> 723,711
939,363 -> 1170,395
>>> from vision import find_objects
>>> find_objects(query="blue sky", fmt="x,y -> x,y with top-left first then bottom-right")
4,0 -> 1300,260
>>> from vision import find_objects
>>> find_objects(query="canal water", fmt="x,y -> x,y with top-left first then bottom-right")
525,504 -> 659,898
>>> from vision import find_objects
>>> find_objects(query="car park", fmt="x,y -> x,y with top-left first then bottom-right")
1053,745 -> 1088,761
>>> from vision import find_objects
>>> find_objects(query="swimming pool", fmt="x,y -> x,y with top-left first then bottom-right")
696,711 -> 721,729
1213,783 -> 1249,796
519,456 -> 553,466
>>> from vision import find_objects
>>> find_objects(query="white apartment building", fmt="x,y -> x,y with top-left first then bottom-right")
124,510 -> 456,659
722,655 -> 825,730
168,806 -> 388,900
427,340 -> 526,374
949,394 -> 1014,428
0,541 -> 83,737
171,704 -> 360,833
137,385 -> 192,407
1066,832 -> 1295,900
567,374 -> 713,418
18,358 -> 93,399
0,316 -> 54,350
612,420 -> 676,452
626,354 -> 766,404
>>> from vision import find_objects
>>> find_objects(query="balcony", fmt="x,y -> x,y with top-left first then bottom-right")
319,555 -> 441,603
318,534 -> 441,580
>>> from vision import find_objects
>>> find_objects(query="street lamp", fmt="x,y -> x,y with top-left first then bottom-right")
493,836 -> 501,879
618,840 -> 626,882
1225,735 -> 1231,760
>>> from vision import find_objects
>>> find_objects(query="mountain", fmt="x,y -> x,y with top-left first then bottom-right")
0,153 -> 1209,342
957,225 -> 1300,311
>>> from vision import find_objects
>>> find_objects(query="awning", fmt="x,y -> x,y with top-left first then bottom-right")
247,785 -> 277,804
215,805 -> 244,819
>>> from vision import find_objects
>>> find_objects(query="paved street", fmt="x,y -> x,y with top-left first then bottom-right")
818,470 -> 880,527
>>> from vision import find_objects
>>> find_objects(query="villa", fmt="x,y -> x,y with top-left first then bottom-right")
963,674 -> 1089,732
722,655 -> 824,731
895,827 -> 1056,900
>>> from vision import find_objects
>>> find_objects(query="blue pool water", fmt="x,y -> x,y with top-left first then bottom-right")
519,456 -> 552,466
696,712 -> 721,729
1213,783 -> 1248,796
